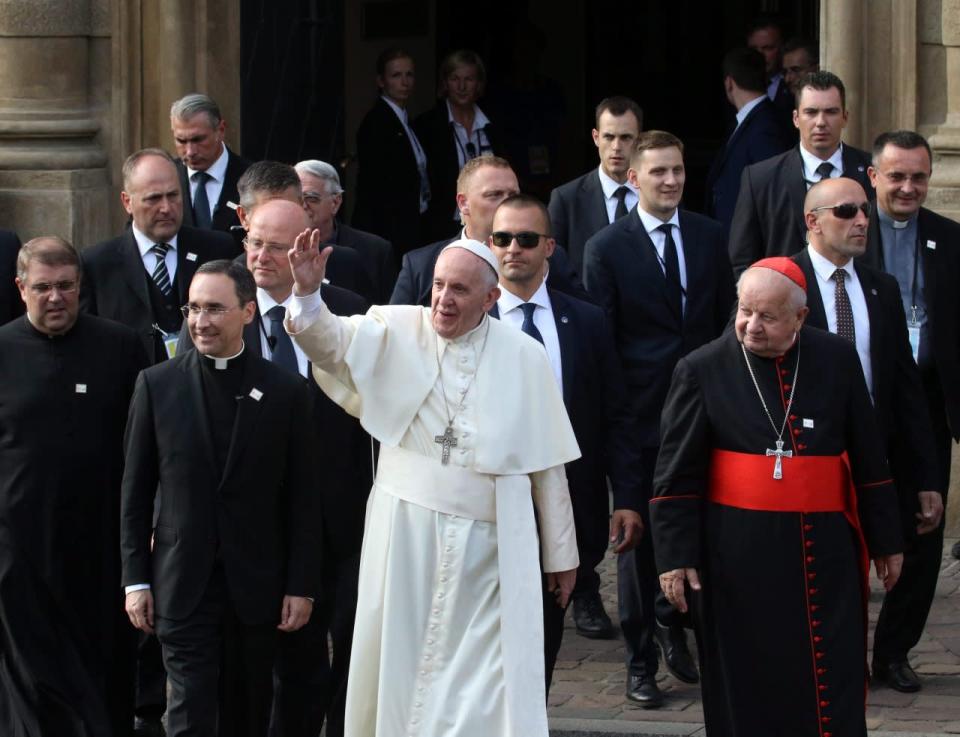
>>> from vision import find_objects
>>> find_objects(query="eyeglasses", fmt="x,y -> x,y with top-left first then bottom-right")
490,231 -> 548,249
242,238 -> 290,257
28,280 -> 78,295
180,305 -> 240,319
809,202 -> 871,219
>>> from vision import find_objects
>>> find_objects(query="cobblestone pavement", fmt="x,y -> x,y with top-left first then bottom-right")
548,539 -> 960,736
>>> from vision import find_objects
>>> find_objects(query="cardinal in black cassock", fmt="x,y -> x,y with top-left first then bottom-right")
0,238 -> 147,737
651,258 -> 904,737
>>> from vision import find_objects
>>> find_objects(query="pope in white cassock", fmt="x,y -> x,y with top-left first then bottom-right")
284,231 -> 581,737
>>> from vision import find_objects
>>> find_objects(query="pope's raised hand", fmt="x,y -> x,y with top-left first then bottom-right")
288,228 -> 333,296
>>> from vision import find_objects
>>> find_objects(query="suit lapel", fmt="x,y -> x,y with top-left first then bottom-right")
119,230 -> 153,314
855,264 -> 884,399
841,146 -> 869,190
864,209 -> 884,269
220,355 -> 268,486
918,209 -> 938,310
794,250 -> 827,328
177,164 -> 195,228
184,350 -> 218,473
629,212 -> 676,322
586,171 -> 610,232
787,149 -> 809,245
175,231 -> 199,305
549,291 -> 575,405
244,315 -> 264,359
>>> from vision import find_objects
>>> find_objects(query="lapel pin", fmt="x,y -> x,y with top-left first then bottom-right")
186,252 -> 198,262
871,288 -> 878,296
857,165 -> 865,172
926,240 -> 936,250
803,418 -> 814,428
249,388 -> 263,402
75,383 -> 87,394
560,315 -> 569,324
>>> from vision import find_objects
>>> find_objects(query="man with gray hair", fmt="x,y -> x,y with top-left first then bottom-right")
170,93 -> 250,243
296,159 -> 396,303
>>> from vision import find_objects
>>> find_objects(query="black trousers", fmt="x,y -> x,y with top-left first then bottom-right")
155,566 -> 277,737
270,553 -> 360,737
135,633 -> 166,719
873,371 -> 953,663
617,446 -> 661,677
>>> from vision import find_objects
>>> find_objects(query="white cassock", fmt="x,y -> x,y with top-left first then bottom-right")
287,292 -> 580,737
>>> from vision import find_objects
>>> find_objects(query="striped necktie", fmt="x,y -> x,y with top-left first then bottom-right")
151,242 -> 172,296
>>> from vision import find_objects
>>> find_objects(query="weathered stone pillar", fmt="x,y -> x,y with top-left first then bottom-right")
821,0 -> 865,145
0,0 -> 111,245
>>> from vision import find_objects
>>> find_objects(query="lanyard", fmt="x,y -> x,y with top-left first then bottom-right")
910,234 -> 921,324
452,124 -> 487,165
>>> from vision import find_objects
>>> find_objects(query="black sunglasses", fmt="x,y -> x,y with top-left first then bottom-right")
490,231 -> 548,248
809,201 -> 871,219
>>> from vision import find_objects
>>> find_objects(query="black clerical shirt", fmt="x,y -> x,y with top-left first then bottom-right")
199,347 -> 248,472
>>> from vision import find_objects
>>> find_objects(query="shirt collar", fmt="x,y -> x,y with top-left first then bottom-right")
381,95 -> 408,125
256,287 -> 292,317
735,95 -> 766,127
876,205 -> 915,230
597,165 -> 637,200
799,142 -> 845,181
202,340 -> 246,370
807,243 -> 855,282
187,142 -> 228,183
497,274 -> 552,316
636,206 -> 680,235
446,99 -> 490,130
132,224 -> 178,256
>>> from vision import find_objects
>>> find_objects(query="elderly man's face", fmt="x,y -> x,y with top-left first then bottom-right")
171,113 -> 225,172
121,155 -> 183,244
298,171 -> 342,231
735,270 -> 808,358
17,260 -> 81,336
431,249 -> 499,339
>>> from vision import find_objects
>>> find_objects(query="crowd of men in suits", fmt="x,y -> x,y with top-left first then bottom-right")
0,12 -> 958,736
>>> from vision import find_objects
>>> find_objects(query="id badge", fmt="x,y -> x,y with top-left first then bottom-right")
164,335 -> 178,359
907,323 -> 921,364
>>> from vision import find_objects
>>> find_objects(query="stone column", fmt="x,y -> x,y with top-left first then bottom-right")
821,0 -> 865,145
0,0 -> 111,246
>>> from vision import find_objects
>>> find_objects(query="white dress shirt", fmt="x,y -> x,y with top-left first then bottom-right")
496,278 -> 563,392
636,207 -> 687,312
598,166 -> 639,225
132,225 -> 179,283
735,94 -> 766,130
257,289 -> 309,378
186,142 -> 229,219
799,142 -> 845,188
448,100 -> 492,170
807,245 -> 874,398
382,95 -> 430,213
766,73 -> 784,101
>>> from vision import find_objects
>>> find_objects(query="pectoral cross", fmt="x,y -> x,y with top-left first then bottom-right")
766,439 -> 793,480
434,425 -> 458,465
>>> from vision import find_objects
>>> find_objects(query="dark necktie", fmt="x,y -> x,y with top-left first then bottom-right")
832,268 -> 856,343
265,305 -> 299,374
519,302 -> 544,345
192,171 -> 213,229
151,242 -> 172,296
613,186 -> 630,221
815,161 -> 835,181
657,224 -> 683,320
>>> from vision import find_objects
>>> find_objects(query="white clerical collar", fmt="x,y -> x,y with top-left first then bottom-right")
636,206 -> 680,235
256,287 -> 292,317
203,340 -> 246,370
799,142 -> 845,182
877,206 -> 913,230
736,94 -> 766,128
132,225 -> 179,257
381,95 -> 409,125
186,142 -> 228,184
597,164 -> 637,200
807,243 -> 855,282
497,274 -> 552,317
446,99 -> 490,130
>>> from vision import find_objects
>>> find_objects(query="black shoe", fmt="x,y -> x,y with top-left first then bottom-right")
133,715 -> 166,737
872,659 -> 922,693
654,621 -> 700,684
572,593 -> 615,639
952,540 -> 960,560
625,673 -> 664,709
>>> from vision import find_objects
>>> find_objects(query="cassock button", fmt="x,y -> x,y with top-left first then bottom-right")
806,540 -> 815,548
806,556 -> 815,563
789,414 -> 797,420
808,572 -> 817,580
793,428 -> 802,435
798,443 -> 807,450
819,684 -> 827,691
783,383 -> 791,390
804,524 -> 813,531
815,651 -> 824,659
809,587 -> 819,595
820,700 -> 830,707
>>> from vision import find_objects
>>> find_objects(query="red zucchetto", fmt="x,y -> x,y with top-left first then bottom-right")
749,257 -> 807,292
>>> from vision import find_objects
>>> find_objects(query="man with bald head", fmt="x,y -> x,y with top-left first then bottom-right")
286,231 -> 580,736
81,148 -> 236,364
651,257 -> 904,736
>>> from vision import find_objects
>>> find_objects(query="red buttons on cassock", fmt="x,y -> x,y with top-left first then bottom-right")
808,572 -> 817,580
804,524 -> 813,531
793,428 -> 802,435
806,540 -> 815,548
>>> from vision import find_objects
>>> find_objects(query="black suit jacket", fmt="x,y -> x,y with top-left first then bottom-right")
548,169 -> 610,276
79,225 -> 237,364
860,206 -> 960,440
330,223 -> 397,304
389,236 -> 590,306
413,102 -> 502,244
0,229 -> 22,325
793,249 -> 939,496
352,98 -> 423,256
583,208 -> 736,446
176,284 -> 374,560
120,348 -> 321,624
705,98 -> 792,234
177,146 -> 250,250
728,144 -> 874,275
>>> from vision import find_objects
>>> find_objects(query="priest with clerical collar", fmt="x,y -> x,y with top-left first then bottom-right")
286,234 -> 580,736
650,257 -> 904,737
